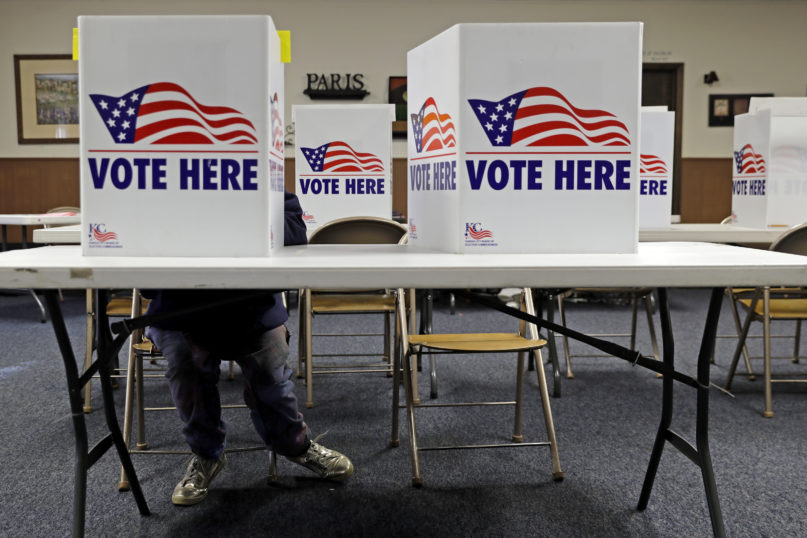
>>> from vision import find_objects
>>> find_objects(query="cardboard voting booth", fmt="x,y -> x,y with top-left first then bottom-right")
292,105 -> 394,233
732,97 -> 807,228
79,15 -> 285,256
406,23 -> 643,253
639,108 -> 674,229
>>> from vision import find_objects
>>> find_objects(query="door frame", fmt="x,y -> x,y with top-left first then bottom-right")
643,62 -> 684,215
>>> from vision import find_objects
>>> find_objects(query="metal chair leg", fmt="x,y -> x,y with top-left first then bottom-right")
727,289 -> 755,378
83,290 -> 95,413
762,287 -> 774,418
304,289 -> 315,408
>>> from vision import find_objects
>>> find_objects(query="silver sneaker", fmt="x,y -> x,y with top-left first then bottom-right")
171,453 -> 227,506
286,440 -> 354,481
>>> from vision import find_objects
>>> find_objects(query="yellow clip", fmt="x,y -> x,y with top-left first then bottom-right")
278,31 -> 291,63
72,28 -> 78,60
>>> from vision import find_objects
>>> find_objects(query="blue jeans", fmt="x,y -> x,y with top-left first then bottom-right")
146,324 -> 308,460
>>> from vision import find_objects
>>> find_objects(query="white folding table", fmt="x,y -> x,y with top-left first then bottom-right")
0,213 -> 81,250
2,241 -> 807,538
0,213 -> 81,321
639,223 -> 786,245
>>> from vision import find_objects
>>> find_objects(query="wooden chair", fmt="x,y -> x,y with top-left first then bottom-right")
116,289 -> 270,490
390,287 -> 563,486
298,216 -> 414,408
724,222 -> 807,417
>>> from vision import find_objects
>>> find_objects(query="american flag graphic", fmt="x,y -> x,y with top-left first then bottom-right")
771,146 -> 807,175
270,92 -> 283,153
411,97 -> 456,153
300,141 -> 384,172
465,224 -> 493,240
734,144 -> 766,174
92,228 -> 118,242
89,82 -> 258,145
468,86 -> 630,147
640,154 -> 668,175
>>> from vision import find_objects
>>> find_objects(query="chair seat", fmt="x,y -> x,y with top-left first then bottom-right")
740,297 -> 807,318
409,332 -> 547,352
107,296 -> 150,316
311,294 -> 396,313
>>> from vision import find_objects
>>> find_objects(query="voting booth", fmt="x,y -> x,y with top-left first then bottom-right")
638,108 -> 674,229
732,98 -> 807,228
79,15 -> 285,256
292,105 -> 394,233
406,23 -> 643,254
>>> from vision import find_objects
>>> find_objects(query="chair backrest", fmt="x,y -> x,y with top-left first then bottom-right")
309,216 -> 408,245
47,206 -> 80,214
769,223 -> 807,255
44,206 -> 80,229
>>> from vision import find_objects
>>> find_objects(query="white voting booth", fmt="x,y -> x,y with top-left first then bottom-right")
406,23 -> 643,254
79,15 -> 285,256
732,97 -> 807,228
292,105 -> 394,234
639,107 -> 674,229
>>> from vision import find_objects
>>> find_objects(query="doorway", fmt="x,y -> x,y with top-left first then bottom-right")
642,62 -> 684,215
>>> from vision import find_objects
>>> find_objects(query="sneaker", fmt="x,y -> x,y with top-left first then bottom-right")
286,440 -> 354,482
171,453 -> 227,506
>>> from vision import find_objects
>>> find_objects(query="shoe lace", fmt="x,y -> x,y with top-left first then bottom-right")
182,457 -> 204,486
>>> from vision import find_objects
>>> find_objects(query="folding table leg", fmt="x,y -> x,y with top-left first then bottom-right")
637,287 -> 725,538
41,290 -> 150,537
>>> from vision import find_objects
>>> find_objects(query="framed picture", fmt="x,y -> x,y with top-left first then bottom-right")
388,76 -> 407,122
708,93 -> 773,127
14,54 -> 79,144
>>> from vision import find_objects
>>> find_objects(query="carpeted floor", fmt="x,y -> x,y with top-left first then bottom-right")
0,288 -> 805,537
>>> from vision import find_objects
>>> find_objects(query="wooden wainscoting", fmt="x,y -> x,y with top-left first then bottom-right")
0,158 -> 80,244
679,158 -> 732,223
1,156 -> 732,245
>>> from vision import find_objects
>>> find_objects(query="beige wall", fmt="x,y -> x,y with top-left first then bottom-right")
2,0 -> 806,159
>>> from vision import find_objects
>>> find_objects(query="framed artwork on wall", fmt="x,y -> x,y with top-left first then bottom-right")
708,93 -> 773,127
14,54 -> 79,144
388,76 -> 407,121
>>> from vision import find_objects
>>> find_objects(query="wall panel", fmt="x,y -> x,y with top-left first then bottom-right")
1,157 -> 732,245
0,158 -> 79,243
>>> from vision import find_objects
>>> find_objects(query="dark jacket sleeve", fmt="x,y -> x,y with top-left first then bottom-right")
284,189 -> 308,246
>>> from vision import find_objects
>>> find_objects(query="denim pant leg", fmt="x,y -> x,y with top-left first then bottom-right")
146,326 -> 227,460
237,325 -> 308,456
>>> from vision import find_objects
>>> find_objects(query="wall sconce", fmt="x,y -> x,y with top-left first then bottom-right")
703,71 -> 719,85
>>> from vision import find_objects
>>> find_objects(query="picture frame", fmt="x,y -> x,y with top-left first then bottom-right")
708,93 -> 773,127
388,76 -> 407,121
14,54 -> 79,144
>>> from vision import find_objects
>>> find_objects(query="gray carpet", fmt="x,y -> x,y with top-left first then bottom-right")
0,288 -> 805,537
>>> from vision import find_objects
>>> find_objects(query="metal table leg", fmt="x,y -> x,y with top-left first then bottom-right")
637,287 -> 725,538
42,289 -> 150,537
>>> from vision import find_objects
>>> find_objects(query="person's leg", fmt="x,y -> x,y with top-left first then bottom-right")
237,325 -> 353,480
146,326 -> 227,505
237,325 -> 306,454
